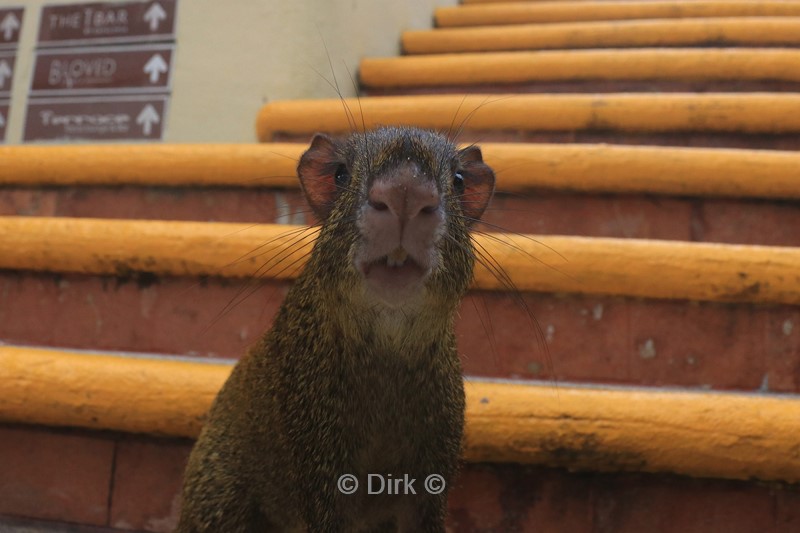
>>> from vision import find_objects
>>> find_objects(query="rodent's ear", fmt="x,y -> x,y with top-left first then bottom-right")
297,133 -> 344,221
457,146 -> 495,223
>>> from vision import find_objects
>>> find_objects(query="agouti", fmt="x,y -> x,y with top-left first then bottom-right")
176,126 -> 495,532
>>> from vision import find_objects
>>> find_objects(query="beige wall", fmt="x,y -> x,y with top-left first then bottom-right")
1,0 -> 456,143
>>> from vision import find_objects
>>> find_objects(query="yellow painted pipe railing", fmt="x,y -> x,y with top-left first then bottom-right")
255,93 -> 800,141
0,217 -> 798,305
2,345 -> 799,483
2,143 -> 800,200
435,1 -> 800,27
404,18 -> 800,54
361,48 -> 800,88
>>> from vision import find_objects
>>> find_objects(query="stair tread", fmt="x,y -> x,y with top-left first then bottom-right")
404,17 -> 800,54
2,142 -> 799,199
3,343 -> 800,482
0,216 -> 797,305
362,48 -> 800,89
436,0 -> 800,27
256,93 -> 800,141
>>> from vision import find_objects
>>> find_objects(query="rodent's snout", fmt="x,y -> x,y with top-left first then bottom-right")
367,175 -> 441,221
355,163 -> 445,305
360,162 -> 445,255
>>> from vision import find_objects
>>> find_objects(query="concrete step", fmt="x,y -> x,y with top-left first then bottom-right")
0,347 -> 800,533
435,0 -> 800,27
2,143 -> 798,246
0,217 -> 797,391
255,93 -> 800,149
360,48 -> 800,91
3,349 -> 800,530
360,48 -> 800,94
1,270 -> 797,390
3,421 -> 798,533
402,17 -> 800,54
2,143 -> 799,199
255,92 -> 800,142
4,346 -> 800,482
0,516 -> 130,533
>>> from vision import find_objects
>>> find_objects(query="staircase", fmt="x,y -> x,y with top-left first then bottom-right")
1,0 -> 800,531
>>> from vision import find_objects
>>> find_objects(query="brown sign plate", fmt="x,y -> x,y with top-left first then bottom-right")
31,44 -> 173,95
24,95 -> 168,141
38,0 -> 176,46
0,101 -> 8,143
0,53 -> 15,97
0,8 -> 23,49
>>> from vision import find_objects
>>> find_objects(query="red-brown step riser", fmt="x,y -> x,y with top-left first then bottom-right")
0,188 -> 312,226
1,189 -> 798,247
2,425 -> 800,532
1,273 -> 797,393
269,130 -> 800,150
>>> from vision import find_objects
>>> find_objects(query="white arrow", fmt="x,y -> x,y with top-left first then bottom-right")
143,2 -> 167,32
136,104 -> 160,136
0,13 -> 20,41
0,60 -> 10,88
143,53 -> 168,84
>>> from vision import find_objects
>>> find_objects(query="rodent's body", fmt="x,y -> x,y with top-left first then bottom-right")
176,127 -> 495,532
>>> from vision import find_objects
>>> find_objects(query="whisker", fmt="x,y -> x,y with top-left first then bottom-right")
451,94 -> 519,145
201,224 -> 323,332
440,230 -> 556,383
447,94 -> 469,142
462,225 -> 573,281
318,29 -> 356,134
224,225 -> 320,269
470,242 -> 557,386
456,213 -> 570,265
470,293 -> 500,371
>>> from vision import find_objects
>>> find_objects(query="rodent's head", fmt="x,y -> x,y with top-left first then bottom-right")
297,126 -> 494,313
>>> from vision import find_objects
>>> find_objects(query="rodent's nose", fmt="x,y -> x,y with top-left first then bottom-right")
368,178 -> 440,221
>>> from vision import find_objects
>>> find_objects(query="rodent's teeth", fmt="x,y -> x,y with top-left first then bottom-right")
386,247 -> 408,267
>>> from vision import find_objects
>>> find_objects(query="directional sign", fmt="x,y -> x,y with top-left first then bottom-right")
0,8 -> 23,49
0,54 -> 15,97
24,95 -> 168,141
31,44 -> 173,96
0,101 -> 8,143
38,0 -> 177,47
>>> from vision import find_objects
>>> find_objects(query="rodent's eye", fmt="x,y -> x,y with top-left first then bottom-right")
334,164 -> 350,188
453,172 -> 465,194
